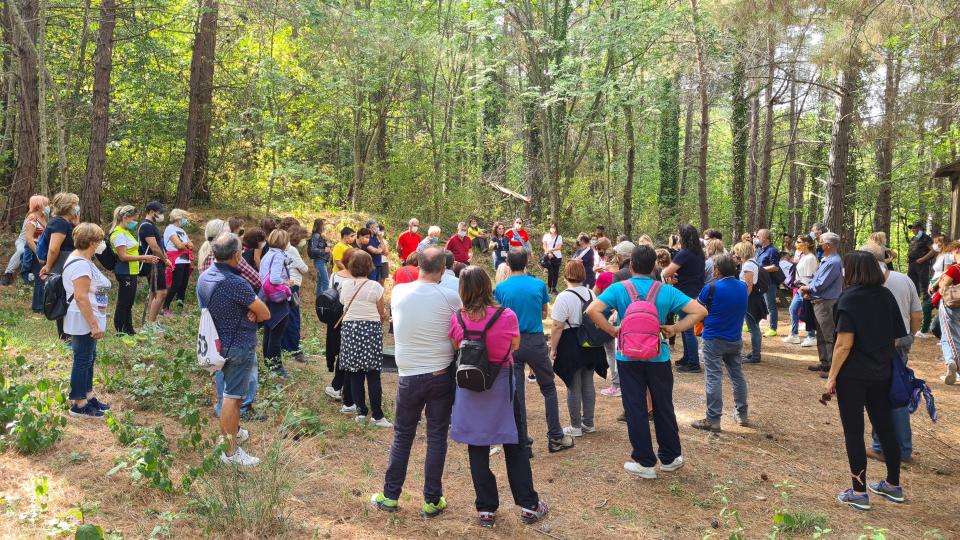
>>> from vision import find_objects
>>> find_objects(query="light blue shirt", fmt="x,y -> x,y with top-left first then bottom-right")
494,274 -> 550,333
809,253 -> 842,300
597,276 -> 693,362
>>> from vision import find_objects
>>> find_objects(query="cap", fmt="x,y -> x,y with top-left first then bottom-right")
614,240 -> 636,258
146,201 -> 166,213
365,219 -> 378,228
912,220 -> 925,229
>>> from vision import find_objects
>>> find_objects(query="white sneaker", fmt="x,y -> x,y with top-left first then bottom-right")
782,334 -> 801,344
660,455 -> 684,472
340,404 -> 357,414
563,426 -> 583,437
220,446 -> 260,467
217,427 -> 249,445
581,424 -> 597,434
489,446 -> 502,457
354,415 -> 367,424
945,362 -> 958,385
624,461 -> 656,479
371,417 -> 393,428
915,331 -> 932,339
800,336 -> 817,348
324,386 -> 342,401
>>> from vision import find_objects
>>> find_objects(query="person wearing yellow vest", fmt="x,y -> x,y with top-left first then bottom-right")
110,205 -> 159,335
467,219 -> 486,254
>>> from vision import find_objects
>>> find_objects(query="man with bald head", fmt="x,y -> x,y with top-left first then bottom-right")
397,218 -> 422,263
754,229 -> 782,337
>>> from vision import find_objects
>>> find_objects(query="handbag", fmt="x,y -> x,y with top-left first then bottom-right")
539,235 -> 560,268
334,279 -> 369,329
260,251 -> 292,302
941,264 -> 960,308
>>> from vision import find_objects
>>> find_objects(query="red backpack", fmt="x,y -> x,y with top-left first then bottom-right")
617,279 -> 664,360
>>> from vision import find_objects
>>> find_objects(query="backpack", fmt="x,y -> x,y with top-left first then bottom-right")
748,259 -> 771,295
42,258 -> 83,320
197,281 -> 226,373
562,288 -> 613,348
784,261 -> 798,289
316,282 -> 343,325
36,227 -> 51,262
455,307 -> 508,392
617,279 -> 664,361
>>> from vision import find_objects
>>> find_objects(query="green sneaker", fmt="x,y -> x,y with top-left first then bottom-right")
370,492 -> 399,513
763,329 -> 778,337
420,496 -> 448,518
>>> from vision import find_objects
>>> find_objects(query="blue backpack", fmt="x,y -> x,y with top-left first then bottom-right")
36,227 -> 50,262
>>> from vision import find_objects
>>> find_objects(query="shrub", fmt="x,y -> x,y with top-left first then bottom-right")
105,411 -> 174,492
0,354 -> 68,454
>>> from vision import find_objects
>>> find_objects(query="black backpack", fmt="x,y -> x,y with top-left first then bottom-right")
43,258 -> 83,321
97,245 -> 118,272
562,288 -> 613,348
315,282 -> 342,325
751,259 -> 771,295
455,308 -> 508,392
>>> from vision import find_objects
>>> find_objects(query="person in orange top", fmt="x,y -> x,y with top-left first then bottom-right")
397,218 -> 422,262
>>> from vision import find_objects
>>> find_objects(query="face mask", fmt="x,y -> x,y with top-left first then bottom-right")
43,207 -> 51,216
514,224 -> 521,231
411,226 -> 419,233
298,239 -> 307,247
95,241 -> 107,255
258,241 -> 266,249
753,238 -> 761,247
180,219 -> 188,227
75,205 -> 81,215
934,244 -> 942,253
809,232 -> 816,240
458,231 -> 466,238
125,221 -> 138,231
590,239 -> 597,247
156,214 -> 165,222
550,228 -> 556,234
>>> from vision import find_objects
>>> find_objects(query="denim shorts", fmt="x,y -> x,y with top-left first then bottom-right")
221,347 -> 256,400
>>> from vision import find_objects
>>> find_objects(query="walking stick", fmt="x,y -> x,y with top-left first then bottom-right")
141,263 -> 156,326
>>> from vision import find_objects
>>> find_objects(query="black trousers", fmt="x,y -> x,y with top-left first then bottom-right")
114,274 -> 138,335
349,370 -> 383,419
262,317 -> 289,371
836,376 -> 900,492
163,264 -> 191,309
619,360 -> 681,467
545,257 -> 561,291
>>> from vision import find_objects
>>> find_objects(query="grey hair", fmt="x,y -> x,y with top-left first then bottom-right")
457,221 -> 467,228
820,232 -> 840,247
419,246 -> 445,274
212,232 -> 241,262
198,219 -> 230,263
860,241 -> 885,262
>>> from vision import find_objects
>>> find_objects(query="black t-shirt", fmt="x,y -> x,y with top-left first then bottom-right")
907,232 -> 932,264
45,216 -> 75,253
672,248 -> 706,297
835,285 -> 907,381
242,248 -> 258,270
138,219 -> 162,276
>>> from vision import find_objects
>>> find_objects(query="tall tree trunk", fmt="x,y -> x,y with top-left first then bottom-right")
679,91 -> 693,197
757,19 -> 775,229
690,0 -> 709,229
657,76 -> 681,235
79,0 -> 117,223
0,0 -> 16,190
4,0 -> 40,229
746,81 -> 760,233
823,58 -> 860,252
623,103 -> 635,238
730,55 -> 748,241
786,70 -> 799,234
873,48 -> 900,237
174,0 -> 219,209
35,0 -> 46,194
60,0 -> 92,191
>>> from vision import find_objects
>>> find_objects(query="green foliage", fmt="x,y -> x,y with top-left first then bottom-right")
0,350 -> 68,454
280,408 -> 327,440
767,481 -> 830,537
105,412 -> 174,493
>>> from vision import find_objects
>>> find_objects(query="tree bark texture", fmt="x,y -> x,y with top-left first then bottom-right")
823,58 -> 860,252
730,56 -> 748,241
623,103 -> 635,238
4,0 -> 40,229
747,82 -> 760,233
757,21 -> 775,229
873,49 -> 900,237
690,0 -> 709,229
79,0 -> 117,223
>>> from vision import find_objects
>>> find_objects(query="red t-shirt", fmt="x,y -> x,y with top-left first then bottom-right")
393,265 -> 419,284
946,264 -> 960,283
506,228 -> 529,247
397,230 -> 422,262
445,235 -> 472,263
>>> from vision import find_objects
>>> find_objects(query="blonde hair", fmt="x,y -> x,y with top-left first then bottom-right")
198,219 -> 230,263
705,238 -> 725,258
169,208 -> 191,221
428,225 -> 442,237
732,241 -> 755,262
28,195 -> 49,215
860,241 -> 885,262
73,223 -> 105,250
267,228 -> 290,250
111,205 -> 137,231
868,231 -> 888,247
637,234 -> 653,246
495,262 -> 511,284
51,192 -> 79,217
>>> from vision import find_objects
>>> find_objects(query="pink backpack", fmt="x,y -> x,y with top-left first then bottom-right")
618,279 -> 664,360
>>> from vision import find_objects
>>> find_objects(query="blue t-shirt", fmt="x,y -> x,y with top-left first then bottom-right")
697,278 -> 747,342
367,235 -> 383,265
672,248 -> 705,297
756,243 -> 780,270
45,215 -> 75,253
494,274 -> 550,333
597,276 -> 692,362
197,262 -> 259,353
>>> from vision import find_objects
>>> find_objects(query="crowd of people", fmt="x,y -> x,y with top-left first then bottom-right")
1,196 -> 950,523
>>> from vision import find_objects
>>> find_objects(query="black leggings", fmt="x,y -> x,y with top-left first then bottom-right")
836,376 -> 900,492
114,274 -> 138,335
546,257 -> 561,291
349,370 -> 383,419
163,264 -> 191,309
262,316 -> 289,372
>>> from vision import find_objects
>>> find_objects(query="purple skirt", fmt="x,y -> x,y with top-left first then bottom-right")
450,365 -> 518,446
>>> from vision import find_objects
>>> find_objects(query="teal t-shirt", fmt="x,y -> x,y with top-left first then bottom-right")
494,274 -> 550,334
597,276 -> 692,362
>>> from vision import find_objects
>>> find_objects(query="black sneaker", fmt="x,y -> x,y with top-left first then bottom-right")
677,364 -> 702,373
241,408 -> 269,422
548,435 -> 574,453
69,402 -> 104,419
88,397 -> 111,411
808,364 -> 827,372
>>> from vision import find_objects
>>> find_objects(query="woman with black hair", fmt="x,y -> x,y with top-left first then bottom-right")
661,224 -> 706,373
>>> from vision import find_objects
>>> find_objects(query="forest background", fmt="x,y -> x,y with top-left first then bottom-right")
0,0 -> 958,253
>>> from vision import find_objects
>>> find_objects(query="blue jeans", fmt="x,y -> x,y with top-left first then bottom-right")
678,312 -> 699,367
763,286 -> 778,330
872,338 -> 913,459
313,259 -> 329,296
702,338 -> 748,422
788,290 -> 815,337
69,333 -> 97,400
744,313 -> 762,360
281,286 -> 302,354
215,358 -> 258,416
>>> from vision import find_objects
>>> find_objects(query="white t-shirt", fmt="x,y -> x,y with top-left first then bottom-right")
440,270 -> 459,293
163,225 -> 190,264
284,245 -> 309,287
391,282 -> 463,376
338,277 -> 384,322
932,253 -> 956,282
884,269 -> 922,334
542,234 -> 563,259
551,285 -> 594,328
62,253 -> 112,335
795,253 -> 819,284
740,259 -> 760,285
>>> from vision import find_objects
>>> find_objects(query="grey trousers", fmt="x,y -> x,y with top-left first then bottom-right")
604,340 -> 619,386
513,332 -> 564,443
566,367 -> 596,429
813,299 -> 838,368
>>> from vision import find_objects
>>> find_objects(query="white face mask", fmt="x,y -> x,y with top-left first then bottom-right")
156,214 -> 165,222
298,239 -> 307,247
258,241 -> 266,249
95,241 -> 107,255
934,244 -> 942,253
411,225 -> 419,233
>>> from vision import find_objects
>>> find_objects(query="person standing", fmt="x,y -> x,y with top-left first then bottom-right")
198,233 -> 271,466
323,249 -> 356,413
754,229 -> 782,337
364,219 -> 388,282
109,205 -> 159,335
439,250 -> 460,292
19,196 -> 49,311
784,236 -> 819,347
490,222 -> 511,270
282,225 -> 310,363
506,218 -> 531,253
935,260 -> 960,385
661,224 -> 707,373
63,223 -> 113,418
397,218 -> 422,263
689,254 -> 749,432
308,219 -> 331,295
445,222 -> 473,264
810,223 -> 827,260
585,245 -> 707,479
703,239 -> 726,287
370,247 -> 460,517
573,234 -> 596,289
906,221 -> 935,338
138,202 -> 173,325
542,223 -> 563,294
731,241 -> 766,364
162,209 -> 195,313
259,229 -> 294,378
39,192 -> 81,341
800,232 -> 843,377
825,251 -> 905,511
495,249 -> 574,454
332,227 -> 357,271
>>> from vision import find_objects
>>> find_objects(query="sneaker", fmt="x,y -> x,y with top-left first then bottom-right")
526,373 -> 537,383
354,415 -> 367,424
742,324 -> 749,333
742,356 -> 760,364
733,415 -> 749,427
370,492 -> 399,513
218,427 -> 250,445
324,386 -> 342,401
764,329 -> 779,337
271,366 -> 290,379
581,424 -> 597,434
240,409 -> 268,422
293,352 -> 307,363
563,426 -> 583,438
800,336 -> 817,347
623,461 -> 656,479
371,417 -> 394,428
88,397 -> 111,411
489,446 -> 502,457
548,435 -> 574,453
783,334 -> 801,344
478,511 -> 496,528
160,309 -> 173,318
837,488 -> 870,511
616,413 -> 627,423
69,402 -> 104,419
600,386 -> 621,397
808,364 -> 828,372
915,331 -> 931,339
340,404 -> 357,414
420,497 -> 448,518
660,455 -> 684,472
519,501 -> 549,525
868,480 -> 904,503
220,447 -> 260,467
677,364 -> 702,373
945,362 -> 958,385
690,418 -> 720,433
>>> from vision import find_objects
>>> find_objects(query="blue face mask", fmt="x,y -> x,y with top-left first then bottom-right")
180,219 -> 188,227
43,207 -> 51,216
125,221 -> 138,231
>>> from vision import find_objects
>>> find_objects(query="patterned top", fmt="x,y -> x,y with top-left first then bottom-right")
197,262 -> 258,352
200,252 -> 262,291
